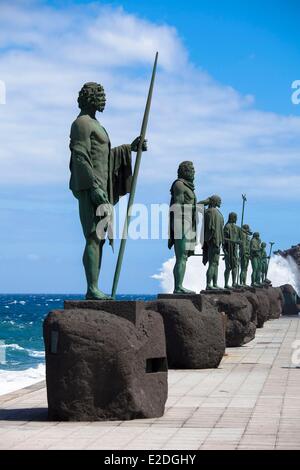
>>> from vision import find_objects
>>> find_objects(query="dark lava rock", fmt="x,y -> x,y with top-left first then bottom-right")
253,289 -> 271,327
147,297 -> 225,369
43,304 -> 167,421
280,284 -> 300,315
243,291 -> 266,328
205,292 -> 256,347
264,287 -> 283,319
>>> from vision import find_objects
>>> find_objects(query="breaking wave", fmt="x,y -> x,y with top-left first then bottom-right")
152,249 -> 300,294
0,363 -> 45,396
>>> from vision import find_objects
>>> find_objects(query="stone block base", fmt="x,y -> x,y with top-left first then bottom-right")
150,296 -> 225,369
43,301 -> 167,421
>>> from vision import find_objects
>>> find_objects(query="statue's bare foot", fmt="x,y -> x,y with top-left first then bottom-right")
173,287 -> 196,295
86,288 -> 112,300
213,285 -> 223,290
206,285 -> 222,291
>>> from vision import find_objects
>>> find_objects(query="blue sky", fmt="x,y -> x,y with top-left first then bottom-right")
0,0 -> 299,294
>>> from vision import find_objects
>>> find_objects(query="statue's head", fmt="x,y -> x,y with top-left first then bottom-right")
210,195 -> 222,208
178,161 -> 195,182
78,82 -> 106,112
253,232 -> 260,239
242,224 -> 252,234
261,242 -> 266,248
228,212 -> 237,224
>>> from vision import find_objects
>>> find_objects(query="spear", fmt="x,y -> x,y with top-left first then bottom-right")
237,194 -> 247,285
241,194 -> 247,227
111,52 -> 158,298
267,241 -> 275,276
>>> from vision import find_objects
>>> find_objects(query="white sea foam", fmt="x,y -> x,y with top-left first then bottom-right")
152,248 -> 300,294
0,344 -> 45,358
28,350 -> 45,358
0,364 -> 45,396
268,255 -> 300,293
0,343 -> 25,351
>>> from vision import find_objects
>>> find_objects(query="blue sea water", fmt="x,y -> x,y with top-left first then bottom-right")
0,294 -> 155,394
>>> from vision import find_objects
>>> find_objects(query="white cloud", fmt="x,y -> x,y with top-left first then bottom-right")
0,0 -> 299,200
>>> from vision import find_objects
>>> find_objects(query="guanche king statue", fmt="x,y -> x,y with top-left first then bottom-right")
69,82 -> 147,300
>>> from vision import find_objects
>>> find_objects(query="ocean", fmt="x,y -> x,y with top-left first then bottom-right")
0,294 -> 155,396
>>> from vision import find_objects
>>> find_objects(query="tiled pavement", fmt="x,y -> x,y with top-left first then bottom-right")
0,316 -> 299,450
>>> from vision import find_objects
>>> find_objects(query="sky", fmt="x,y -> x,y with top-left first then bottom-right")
0,0 -> 299,294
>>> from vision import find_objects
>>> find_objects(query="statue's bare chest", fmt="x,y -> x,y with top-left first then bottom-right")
90,121 -> 110,146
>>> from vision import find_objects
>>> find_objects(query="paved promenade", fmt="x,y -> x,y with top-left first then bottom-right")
0,316 -> 299,450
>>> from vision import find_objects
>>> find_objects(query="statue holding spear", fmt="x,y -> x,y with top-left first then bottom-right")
69,54 -> 157,300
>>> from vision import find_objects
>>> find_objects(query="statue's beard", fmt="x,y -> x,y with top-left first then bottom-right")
95,97 -> 106,112
183,171 -> 194,183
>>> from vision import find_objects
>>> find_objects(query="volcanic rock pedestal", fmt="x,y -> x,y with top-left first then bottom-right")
203,291 -> 257,347
264,286 -> 284,319
280,284 -> 300,315
153,295 -> 226,369
43,301 -> 168,421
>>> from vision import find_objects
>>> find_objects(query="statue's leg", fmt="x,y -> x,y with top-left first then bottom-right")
245,257 -> 249,285
256,261 -> 262,285
252,258 -> 260,286
212,246 -> 221,289
206,244 -> 214,289
232,267 -> 238,287
263,263 -> 267,281
251,259 -> 256,286
232,253 -> 238,287
240,258 -> 243,285
84,232 -> 111,300
173,238 -> 195,294
224,258 -> 230,289
97,239 -> 106,280
240,257 -> 245,285
173,238 -> 186,292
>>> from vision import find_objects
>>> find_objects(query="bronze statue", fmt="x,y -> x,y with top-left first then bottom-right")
223,212 -> 241,289
200,195 -> 224,290
250,232 -> 261,287
69,82 -> 147,300
168,161 -> 197,294
260,242 -> 269,283
239,224 -> 252,286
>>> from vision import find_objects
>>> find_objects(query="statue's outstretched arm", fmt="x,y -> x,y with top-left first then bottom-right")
197,197 -> 211,206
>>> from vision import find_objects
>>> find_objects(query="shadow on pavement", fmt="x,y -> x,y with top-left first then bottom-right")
0,408 -> 48,421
